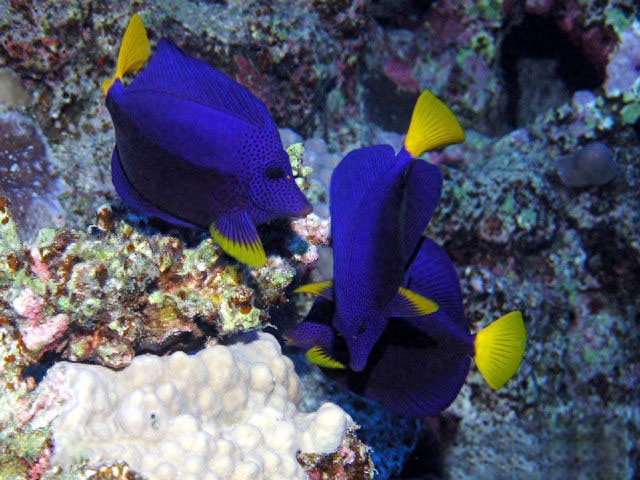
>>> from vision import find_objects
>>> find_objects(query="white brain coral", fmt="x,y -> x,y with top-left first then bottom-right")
41,332 -> 353,480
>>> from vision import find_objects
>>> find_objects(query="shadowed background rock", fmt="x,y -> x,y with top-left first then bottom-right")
0,111 -> 64,242
556,141 -> 617,188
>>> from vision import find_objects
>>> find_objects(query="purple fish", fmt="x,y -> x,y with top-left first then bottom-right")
287,90 -> 526,417
294,90 -> 466,371
102,14 -> 311,268
288,239 -> 527,418
328,145 -> 443,371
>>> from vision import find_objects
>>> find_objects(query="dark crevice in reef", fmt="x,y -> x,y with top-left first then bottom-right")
371,0 -> 435,29
363,71 -> 420,133
581,227 -> 640,299
500,14 -> 604,128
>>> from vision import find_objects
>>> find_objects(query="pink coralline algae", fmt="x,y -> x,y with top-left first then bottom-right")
553,3 -> 616,70
382,56 -> 420,92
289,214 -> 331,265
11,288 -> 70,351
291,214 -> 331,246
297,429 -> 374,480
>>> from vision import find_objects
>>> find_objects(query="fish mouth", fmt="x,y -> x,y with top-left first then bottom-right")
349,355 -> 368,372
299,201 -> 313,216
284,188 -> 312,217
248,185 -> 312,219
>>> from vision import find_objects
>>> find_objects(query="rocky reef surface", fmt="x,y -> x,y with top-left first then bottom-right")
1,0 -> 639,479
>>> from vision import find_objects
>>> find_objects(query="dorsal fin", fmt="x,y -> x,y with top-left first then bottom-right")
400,159 -> 443,267
403,238 -> 466,329
126,39 -> 273,129
330,145 -> 397,226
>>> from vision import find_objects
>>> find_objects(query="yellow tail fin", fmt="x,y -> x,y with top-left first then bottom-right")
102,13 -> 150,95
474,311 -> 526,390
404,90 -> 466,157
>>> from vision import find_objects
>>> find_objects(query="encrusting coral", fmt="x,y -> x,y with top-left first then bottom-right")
30,332 -> 362,480
0,195 -> 321,368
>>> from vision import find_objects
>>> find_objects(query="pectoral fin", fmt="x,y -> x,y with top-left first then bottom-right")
306,346 -> 346,370
390,287 -> 439,317
210,210 -> 265,268
294,280 -> 334,300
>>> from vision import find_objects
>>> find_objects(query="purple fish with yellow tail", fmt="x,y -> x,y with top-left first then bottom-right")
102,14 -> 311,268
293,90 -> 466,372
288,239 -> 526,418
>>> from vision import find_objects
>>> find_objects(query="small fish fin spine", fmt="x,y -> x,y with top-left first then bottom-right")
306,346 -> 346,370
403,90 -> 466,158
294,280 -> 334,300
474,311 -> 527,390
209,212 -> 266,268
102,13 -> 150,95
390,287 -> 439,317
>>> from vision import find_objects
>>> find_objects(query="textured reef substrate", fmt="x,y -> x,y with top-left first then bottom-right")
1,1 -> 639,479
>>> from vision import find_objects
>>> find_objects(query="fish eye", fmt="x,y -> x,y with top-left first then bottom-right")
266,167 -> 286,180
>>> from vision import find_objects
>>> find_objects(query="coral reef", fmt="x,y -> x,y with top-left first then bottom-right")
0,68 -> 31,106
291,352 -> 421,479
1,0 -> 369,137
0,199 -> 320,368
0,321 -> 50,479
417,87 -> 640,479
0,1 -> 639,478
604,19 -> 640,127
605,20 -> 640,101
297,431 -> 374,480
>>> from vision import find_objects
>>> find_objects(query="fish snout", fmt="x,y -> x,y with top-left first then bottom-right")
299,199 -> 313,216
349,351 -> 368,372
287,188 -> 312,217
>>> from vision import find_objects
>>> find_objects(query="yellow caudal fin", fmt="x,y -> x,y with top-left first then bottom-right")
102,13 -> 150,95
306,346 -> 346,370
404,90 -> 466,157
474,311 -> 526,390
